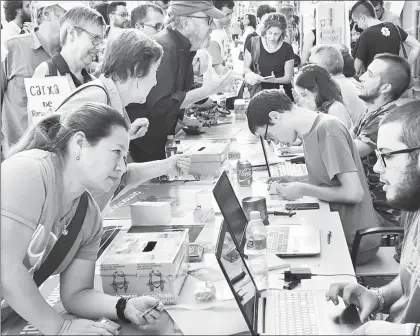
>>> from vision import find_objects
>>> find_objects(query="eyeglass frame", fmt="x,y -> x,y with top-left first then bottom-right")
113,12 -> 129,19
263,121 -> 269,141
74,26 -> 104,46
187,15 -> 214,26
375,147 -> 420,167
139,22 -> 165,32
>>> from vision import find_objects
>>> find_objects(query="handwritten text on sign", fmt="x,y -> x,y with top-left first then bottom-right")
24,77 -> 72,125
320,27 -> 342,44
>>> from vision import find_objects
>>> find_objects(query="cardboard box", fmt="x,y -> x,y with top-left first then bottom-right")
130,202 -> 172,226
100,231 -> 189,304
188,142 -> 229,176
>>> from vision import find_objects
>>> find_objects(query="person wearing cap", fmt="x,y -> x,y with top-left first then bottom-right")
32,6 -> 105,90
0,1 -> 69,158
127,0 -> 237,163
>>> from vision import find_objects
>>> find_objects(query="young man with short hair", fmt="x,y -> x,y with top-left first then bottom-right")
327,99 -> 420,334
131,3 -> 165,36
370,0 -> 401,26
353,53 -> 412,229
350,0 -> 420,75
107,1 -> 130,30
247,89 -> 380,265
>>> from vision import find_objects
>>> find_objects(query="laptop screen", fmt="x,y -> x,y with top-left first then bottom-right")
213,171 -> 248,250
260,135 -> 272,178
216,220 -> 258,335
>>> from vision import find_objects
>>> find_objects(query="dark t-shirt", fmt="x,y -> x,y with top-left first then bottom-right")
356,22 -> 408,69
246,38 -> 294,89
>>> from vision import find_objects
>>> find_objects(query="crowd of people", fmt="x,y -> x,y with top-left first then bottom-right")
0,0 -> 419,335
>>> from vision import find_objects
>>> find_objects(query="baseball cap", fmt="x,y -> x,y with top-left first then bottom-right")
167,0 -> 225,24
35,1 -> 83,12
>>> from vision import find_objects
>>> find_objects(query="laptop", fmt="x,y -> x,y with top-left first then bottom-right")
215,220 -> 362,335
213,171 -> 321,257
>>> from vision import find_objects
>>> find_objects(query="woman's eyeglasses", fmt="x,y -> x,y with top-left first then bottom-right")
74,26 -> 103,46
375,147 -> 420,167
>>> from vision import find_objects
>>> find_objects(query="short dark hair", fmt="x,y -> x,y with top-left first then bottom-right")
370,0 -> 384,7
244,13 -> 257,30
374,53 -> 412,101
380,99 -> 420,161
336,44 -> 356,78
101,29 -> 163,83
131,4 -> 163,27
350,0 -> 376,19
107,1 -> 126,16
3,0 -> 24,22
8,102 -> 129,158
94,3 -> 110,25
295,64 -> 344,113
247,89 -> 293,134
256,4 -> 276,20
212,0 -> 235,11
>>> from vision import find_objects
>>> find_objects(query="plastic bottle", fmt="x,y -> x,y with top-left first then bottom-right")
165,135 -> 177,158
243,87 -> 251,102
245,211 -> 268,289
228,138 -> 241,180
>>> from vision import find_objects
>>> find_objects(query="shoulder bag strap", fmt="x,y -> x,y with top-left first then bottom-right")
391,23 -> 408,59
55,84 -> 110,112
32,192 -> 89,287
46,59 -> 58,77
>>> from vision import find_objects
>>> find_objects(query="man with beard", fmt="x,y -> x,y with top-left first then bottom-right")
352,53 -> 411,230
127,0 -> 236,162
326,99 -> 420,335
108,1 -> 130,31
1,1 -> 32,59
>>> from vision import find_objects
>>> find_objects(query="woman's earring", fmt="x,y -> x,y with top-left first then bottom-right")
76,154 -> 80,161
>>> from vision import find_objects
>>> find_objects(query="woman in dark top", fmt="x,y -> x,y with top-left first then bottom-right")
301,8 -> 316,64
243,13 -> 295,101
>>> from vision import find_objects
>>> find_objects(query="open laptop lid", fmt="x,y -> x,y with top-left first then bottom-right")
213,171 -> 248,252
215,219 -> 260,336
260,135 -> 271,178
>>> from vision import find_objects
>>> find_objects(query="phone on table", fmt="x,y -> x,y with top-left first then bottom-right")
285,203 -> 320,210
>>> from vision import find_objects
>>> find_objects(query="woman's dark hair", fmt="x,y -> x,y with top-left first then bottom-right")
260,13 -> 288,41
3,0 -> 23,22
244,13 -> 257,30
8,103 -> 129,158
94,3 -> 110,25
101,29 -> 163,83
295,64 -> 344,113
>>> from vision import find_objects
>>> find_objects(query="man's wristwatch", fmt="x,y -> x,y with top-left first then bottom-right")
115,297 -> 131,323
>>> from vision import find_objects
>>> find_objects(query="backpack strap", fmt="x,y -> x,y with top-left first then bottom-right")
32,192 -> 89,287
55,84 -> 110,112
46,59 -> 58,77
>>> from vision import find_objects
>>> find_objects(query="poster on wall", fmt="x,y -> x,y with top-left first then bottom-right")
24,77 -> 72,125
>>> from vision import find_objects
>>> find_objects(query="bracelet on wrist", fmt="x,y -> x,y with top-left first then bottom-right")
115,297 -> 131,324
58,320 -> 72,335
370,287 -> 385,314
413,324 -> 420,336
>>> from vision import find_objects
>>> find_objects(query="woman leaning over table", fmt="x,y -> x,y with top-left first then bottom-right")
243,13 -> 295,101
1,103 -> 164,335
294,64 -> 353,130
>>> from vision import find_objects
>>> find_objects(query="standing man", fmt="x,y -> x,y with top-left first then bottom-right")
1,1 -> 32,59
131,3 -> 165,36
108,1 -> 130,31
327,99 -> 420,334
350,0 -> 420,75
206,0 -> 235,75
127,0 -> 235,163
1,1 -> 69,157
353,53 -> 412,228
370,0 -> 401,27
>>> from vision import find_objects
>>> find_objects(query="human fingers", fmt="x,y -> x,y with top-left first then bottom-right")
325,283 -> 347,305
90,322 -> 117,335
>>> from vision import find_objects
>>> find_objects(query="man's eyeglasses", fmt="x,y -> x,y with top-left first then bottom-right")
114,12 -> 129,19
74,26 -> 103,46
375,147 -> 420,167
263,122 -> 269,141
188,15 -> 214,26
140,22 -> 164,32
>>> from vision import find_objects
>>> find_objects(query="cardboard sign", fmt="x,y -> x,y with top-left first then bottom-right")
24,76 -> 72,125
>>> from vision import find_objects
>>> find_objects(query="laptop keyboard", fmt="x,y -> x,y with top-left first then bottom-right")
275,163 -> 308,177
267,227 -> 289,253
274,290 -> 320,335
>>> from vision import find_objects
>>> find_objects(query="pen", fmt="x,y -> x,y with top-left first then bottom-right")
140,303 -> 160,320
327,231 -> 332,244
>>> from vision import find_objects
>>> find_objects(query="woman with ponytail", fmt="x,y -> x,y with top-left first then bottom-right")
294,64 -> 353,130
1,103 -> 164,335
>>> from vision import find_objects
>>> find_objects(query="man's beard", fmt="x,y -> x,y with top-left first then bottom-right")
191,34 -> 211,51
22,12 -> 31,23
359,88 -> 381,104
388,160 -> 420,211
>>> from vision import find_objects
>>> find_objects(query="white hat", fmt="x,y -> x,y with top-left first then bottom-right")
35,1 -> 84,12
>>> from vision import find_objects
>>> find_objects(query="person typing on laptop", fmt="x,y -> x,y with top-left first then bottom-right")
246,89 -> 380,265
326,100 -> 420,335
